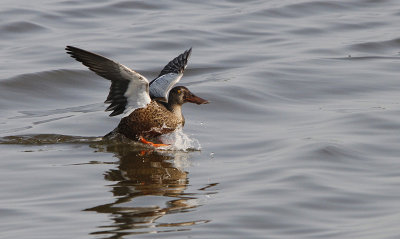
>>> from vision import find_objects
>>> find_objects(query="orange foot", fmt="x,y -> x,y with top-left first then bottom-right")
139,136 -> 169,148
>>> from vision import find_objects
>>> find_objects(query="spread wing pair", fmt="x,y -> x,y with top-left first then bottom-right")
65,46 -> 192,116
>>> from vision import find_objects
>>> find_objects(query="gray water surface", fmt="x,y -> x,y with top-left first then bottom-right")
2,0 -> 400,238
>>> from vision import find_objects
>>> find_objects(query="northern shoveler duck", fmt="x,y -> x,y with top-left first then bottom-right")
66,46 -> 208,147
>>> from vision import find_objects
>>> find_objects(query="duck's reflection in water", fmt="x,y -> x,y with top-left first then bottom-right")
86,143 -> 212,238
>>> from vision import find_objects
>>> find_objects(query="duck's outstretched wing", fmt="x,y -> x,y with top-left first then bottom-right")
65,46 -> 151,116
149,48 -> 192,102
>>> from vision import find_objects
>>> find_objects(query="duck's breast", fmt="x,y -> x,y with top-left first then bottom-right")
117,101 -> 183,139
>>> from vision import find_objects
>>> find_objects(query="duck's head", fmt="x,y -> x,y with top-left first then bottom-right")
168,86 -> 209,106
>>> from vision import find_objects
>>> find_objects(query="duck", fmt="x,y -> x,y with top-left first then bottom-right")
65,46 -> 208,147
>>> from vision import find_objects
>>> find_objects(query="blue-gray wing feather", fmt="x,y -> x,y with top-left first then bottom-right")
149,48 -> 192,101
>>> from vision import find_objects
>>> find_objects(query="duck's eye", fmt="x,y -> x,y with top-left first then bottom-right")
177,90 -> 181,94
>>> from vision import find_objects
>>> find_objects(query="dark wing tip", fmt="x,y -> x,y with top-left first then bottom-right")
103,80 -> 130,117
65,45 -> 89,63
65,45 -> 82,57
184,47 -> 192,60
65,45 -> 75,57
108,108 -> 124,117
155,47 -> 193,78
65,45 -> 74,51
187,47 -> 192,55
105,101 -> 126,117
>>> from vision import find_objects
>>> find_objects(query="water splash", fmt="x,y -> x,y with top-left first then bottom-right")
159,128 -> 201,151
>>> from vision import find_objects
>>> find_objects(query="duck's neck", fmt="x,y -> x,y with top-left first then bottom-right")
166,103 -> 185,124
167,103 -> 182,116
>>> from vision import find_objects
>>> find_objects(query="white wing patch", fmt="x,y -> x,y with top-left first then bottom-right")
121,65 -> 151,116
149,72 -> 183,102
